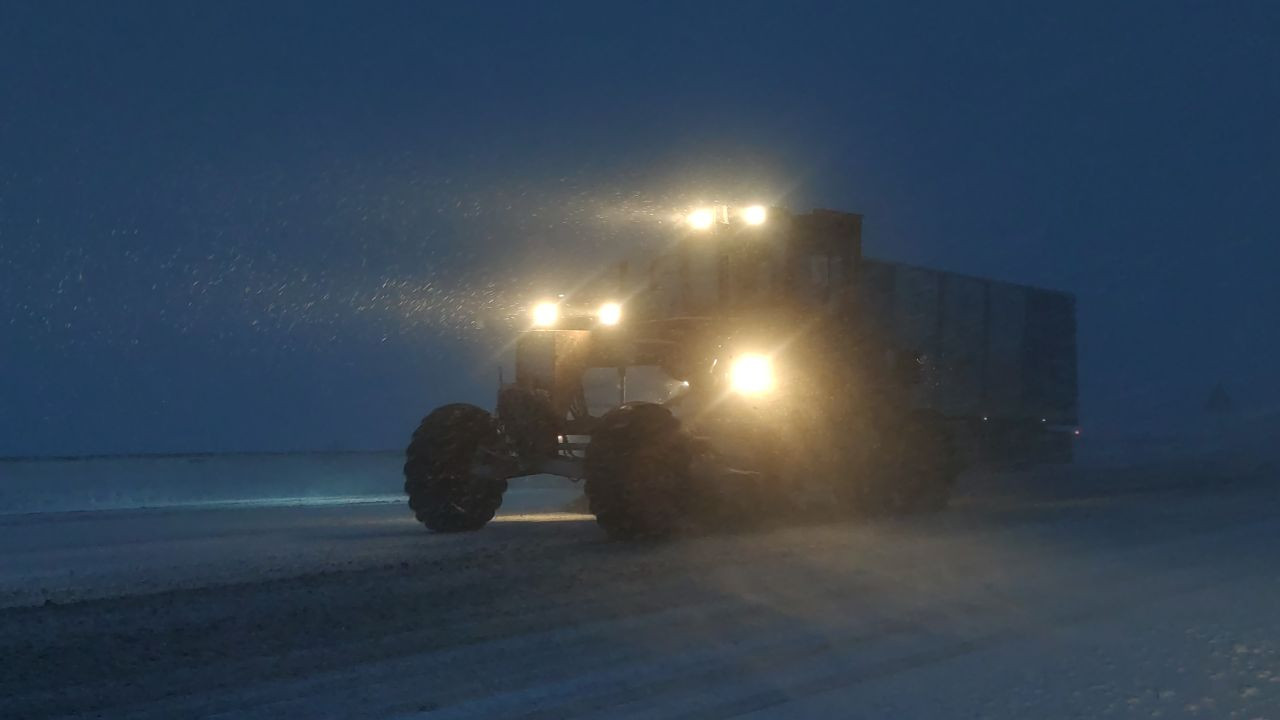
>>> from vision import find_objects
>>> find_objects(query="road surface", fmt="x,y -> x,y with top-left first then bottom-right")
1,469 -> 1277,719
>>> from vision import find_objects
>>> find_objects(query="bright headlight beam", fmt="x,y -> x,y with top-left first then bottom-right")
729,353 -> 775,395
741,205 -> 767,225
687,208 -> 715,230
531,301 -> 559,327
598,301 -> 622,326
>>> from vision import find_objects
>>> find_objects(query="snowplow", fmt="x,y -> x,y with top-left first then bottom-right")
404,206 -> 1078,538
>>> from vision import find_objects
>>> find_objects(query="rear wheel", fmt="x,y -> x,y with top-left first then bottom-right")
864,413 -> 958,514
404,404 -> 508,532
584,403 -> 692,540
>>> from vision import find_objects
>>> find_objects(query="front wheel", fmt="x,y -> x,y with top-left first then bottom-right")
584,403 -> 693,540
404,404 -> 508,532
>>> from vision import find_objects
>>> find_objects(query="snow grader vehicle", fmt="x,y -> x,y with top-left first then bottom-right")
404,206 -> 1078,539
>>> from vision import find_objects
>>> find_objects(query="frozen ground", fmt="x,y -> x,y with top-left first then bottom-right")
0,460 -> 1277,719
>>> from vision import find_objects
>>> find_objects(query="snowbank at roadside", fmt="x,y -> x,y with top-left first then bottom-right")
0,452 -> 405,514
0,452 -> 583,516
1073,408 -> 1280,472
3,409 -> 1275,516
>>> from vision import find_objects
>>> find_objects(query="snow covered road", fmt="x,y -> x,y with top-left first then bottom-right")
1,470 -> 1277,719
0,482 -> 584,609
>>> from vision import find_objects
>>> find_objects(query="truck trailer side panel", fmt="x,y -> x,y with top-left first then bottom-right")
859,259 -> 1077,464
936,273 -> 986,417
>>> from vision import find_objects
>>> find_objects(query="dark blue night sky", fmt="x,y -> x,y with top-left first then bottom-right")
2,1 -> 1278,456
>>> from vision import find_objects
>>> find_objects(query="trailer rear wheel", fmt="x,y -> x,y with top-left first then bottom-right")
404,404 -> 508,532
585,403 -> 692,540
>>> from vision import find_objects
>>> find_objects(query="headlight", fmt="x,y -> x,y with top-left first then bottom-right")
531,301 -> 559,328
729,353 -> 775,395
597,301 -> 622,326
687,208 -> 715,230
741,205 -> 767,225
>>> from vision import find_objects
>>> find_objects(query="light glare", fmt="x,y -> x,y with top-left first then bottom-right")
687,208 -> 715,230
729,354 -> 775,395
598,301 -> 622,326
742,205 -> 767,225
531,301 -> 559,327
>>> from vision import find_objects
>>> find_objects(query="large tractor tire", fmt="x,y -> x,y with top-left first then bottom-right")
404,403 -> 508,533
864,413 -> 959,515
584,403 -> 693,540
